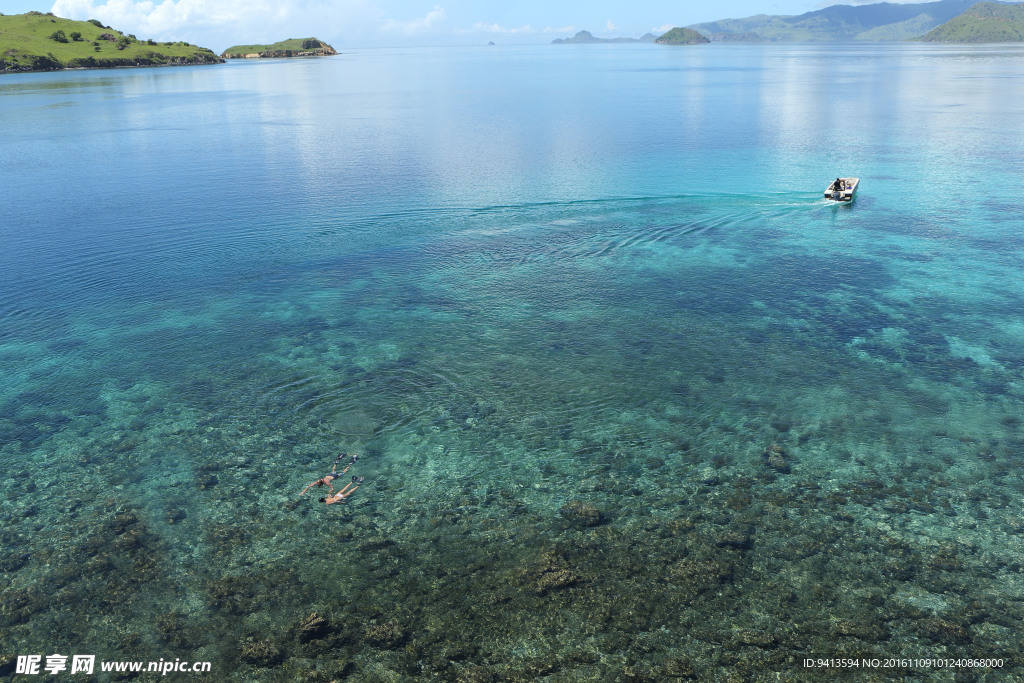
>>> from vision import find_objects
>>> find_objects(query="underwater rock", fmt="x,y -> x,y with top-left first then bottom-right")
927,545 -> 964,571
732,629 -> 778,648
665,518 -> 695,537
918,618 -> 971,644
1005,516 -> 1024,534
442,642 -> 479,662
881,499 -> 910,514
297,612 -> 330,643
208,576 -> 260,615
0,587 -> 43,626
457,665 -> 497,682
537,567 -> 579,594
166,508 -> 187,524
109,511 -> 140,534
520,655 -> 559,677
535,546 -> 581,594
559,499 -> 602,527
761,443 -> 790,473
564,649 -> 601,665
701,474 -> 721,486
715,526 -> 754,549
726,490 -> 752,511
155,611 -> 195,648
113,527 -> 145,551
195,473 -> 219,489
240,638 -> 284,665
659,655 -> 696,677
113,436 -> 141,453
364,619 -> 407,648
830,619 -> 888,642
0,552 -> 29,572
668,558 -> 733,593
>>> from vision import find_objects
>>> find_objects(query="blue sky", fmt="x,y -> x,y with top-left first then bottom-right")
6,0 -> 936,49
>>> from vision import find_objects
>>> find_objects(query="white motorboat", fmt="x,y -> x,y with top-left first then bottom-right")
825,177 -> 859,202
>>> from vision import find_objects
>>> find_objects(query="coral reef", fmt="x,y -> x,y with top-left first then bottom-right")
3,194 -> 1023,680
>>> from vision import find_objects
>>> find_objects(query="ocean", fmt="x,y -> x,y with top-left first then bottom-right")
2,42 -> 1024,680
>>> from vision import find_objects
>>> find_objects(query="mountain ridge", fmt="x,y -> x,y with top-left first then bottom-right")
688,0 -> 999,41
552,30 -> 658,44
918,1 -> 1024,40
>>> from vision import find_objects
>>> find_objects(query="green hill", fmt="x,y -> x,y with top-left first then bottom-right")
655,27 -> 710,45
1,12 -> 222,72
221,38 -> 337,58
689,0 -> 979,41
917,1 -> 1024,41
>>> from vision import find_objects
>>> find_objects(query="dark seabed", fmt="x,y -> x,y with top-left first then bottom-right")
2,43 -> 1024,680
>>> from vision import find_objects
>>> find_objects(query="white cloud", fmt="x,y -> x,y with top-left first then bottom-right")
52,0 -> 285,37
381,5 -> 446,35
653,24 -> 674,34
604,20 -> 616,32
48,0 -> 387,48
543,25 -> 575,33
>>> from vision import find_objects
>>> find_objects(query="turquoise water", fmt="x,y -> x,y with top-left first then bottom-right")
3,43 -> 1024,679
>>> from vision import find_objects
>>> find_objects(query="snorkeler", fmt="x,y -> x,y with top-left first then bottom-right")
299,452 -> 358,496
321,476 -> 364,505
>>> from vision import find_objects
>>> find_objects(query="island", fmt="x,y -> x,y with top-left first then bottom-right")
220,38 -> 337,59
655,27 -> 711,45
1,11 -> 222,72
918,1 -> 1024,41
552,30 -> 657,44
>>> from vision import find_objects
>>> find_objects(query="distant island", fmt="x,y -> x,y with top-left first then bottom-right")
552,30 -> 657,44
221,38 -> 337,59
1,11 -> 222,72
918,1 -> 1024,41
655,28 -> 711,45
688,0 -> 1024,42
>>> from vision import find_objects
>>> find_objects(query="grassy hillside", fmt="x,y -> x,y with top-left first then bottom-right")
918,1 -> 1024,41
1,11 -> 222,72
221,38 -> 337,58
655,28 -> 711,45
690,0 -> 977,41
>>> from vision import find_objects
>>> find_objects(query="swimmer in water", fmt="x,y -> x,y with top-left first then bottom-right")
321,476 -> 364,505
299,453 -> 358,496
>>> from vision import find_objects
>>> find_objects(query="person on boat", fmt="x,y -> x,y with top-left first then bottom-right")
832,178 -> 843,191
321,476 -> 364,505
299,453 -> 358,496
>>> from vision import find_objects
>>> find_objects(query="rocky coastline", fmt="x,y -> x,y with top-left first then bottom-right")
2,52 -> 223,73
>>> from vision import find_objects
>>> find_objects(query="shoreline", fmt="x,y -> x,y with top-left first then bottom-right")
1,59 -> 224,75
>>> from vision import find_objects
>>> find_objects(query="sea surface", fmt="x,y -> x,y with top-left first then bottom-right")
2,42 -> 1024,680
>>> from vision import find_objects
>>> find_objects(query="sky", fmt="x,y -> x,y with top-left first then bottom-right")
3,0 -> 946,50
